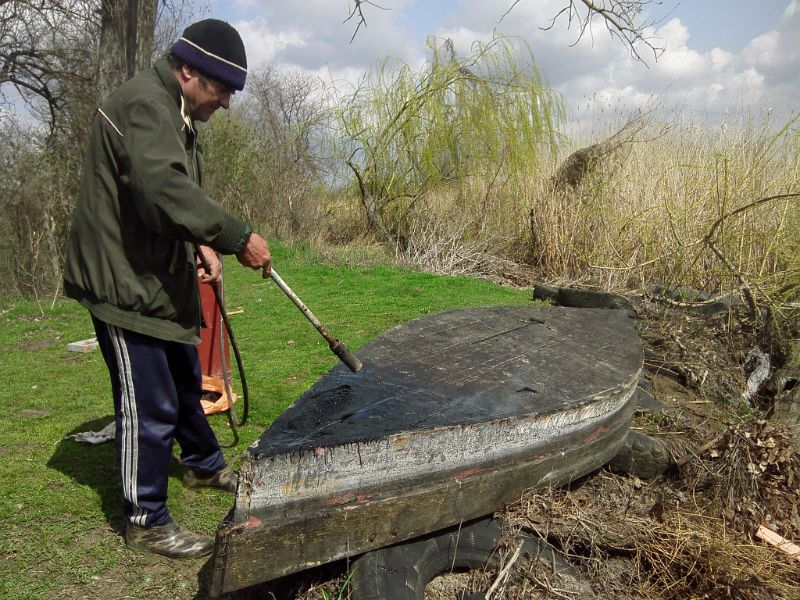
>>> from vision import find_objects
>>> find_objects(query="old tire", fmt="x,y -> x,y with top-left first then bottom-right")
607,430 -> 673,479
350,518 -> 593,600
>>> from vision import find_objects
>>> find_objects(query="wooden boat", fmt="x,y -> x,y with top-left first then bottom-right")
210,305 -> 643,597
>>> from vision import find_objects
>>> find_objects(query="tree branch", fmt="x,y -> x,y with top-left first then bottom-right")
504,0 -> 666,63
344,0 -> 389,44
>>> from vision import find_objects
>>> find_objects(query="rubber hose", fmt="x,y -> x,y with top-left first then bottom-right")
209,279 -> 249,427
214,275 -> 240,447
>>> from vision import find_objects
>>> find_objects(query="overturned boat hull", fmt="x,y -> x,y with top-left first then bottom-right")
210,306 -> 643,597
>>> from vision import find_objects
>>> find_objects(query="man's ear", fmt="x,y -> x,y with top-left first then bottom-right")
178,64 -> 194,84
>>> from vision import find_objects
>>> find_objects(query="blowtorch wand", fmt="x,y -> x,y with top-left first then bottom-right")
269,269 -> 364,373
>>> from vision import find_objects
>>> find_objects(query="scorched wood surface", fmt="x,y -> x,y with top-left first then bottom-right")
255,305 -> 641,454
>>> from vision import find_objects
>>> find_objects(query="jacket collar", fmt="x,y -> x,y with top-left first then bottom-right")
153,57 -> 194,133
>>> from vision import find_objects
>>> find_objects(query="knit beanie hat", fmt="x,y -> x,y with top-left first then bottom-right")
170,19 -> 247,91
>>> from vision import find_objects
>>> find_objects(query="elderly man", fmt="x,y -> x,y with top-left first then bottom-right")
63,19 -> 269,559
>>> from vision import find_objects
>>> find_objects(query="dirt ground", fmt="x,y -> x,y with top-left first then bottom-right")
291,297 -> 800,600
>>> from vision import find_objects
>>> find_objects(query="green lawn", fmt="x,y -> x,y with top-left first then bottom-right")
0,243 -> 533,599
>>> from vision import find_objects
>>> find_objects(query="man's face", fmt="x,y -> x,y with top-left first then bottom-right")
180,66 -> 234,122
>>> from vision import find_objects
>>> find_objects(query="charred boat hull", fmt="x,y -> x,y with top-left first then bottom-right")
211,306 -> 643,597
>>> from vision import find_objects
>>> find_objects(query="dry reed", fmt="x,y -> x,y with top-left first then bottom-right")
329,112 -> 800,317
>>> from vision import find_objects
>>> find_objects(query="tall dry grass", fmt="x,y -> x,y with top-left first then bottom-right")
531,114 -> 799,294
329,111 -> 800,318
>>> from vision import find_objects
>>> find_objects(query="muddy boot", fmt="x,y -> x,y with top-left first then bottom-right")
125,522 -> 213,558
182,465 -> 238,493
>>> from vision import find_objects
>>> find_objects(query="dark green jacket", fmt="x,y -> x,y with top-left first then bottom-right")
63,58 -> 251,344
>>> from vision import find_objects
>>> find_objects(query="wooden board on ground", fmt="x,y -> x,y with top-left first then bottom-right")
67,337 -> 98,353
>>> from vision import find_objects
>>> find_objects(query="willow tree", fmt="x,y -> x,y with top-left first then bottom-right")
336,37 -> 563,250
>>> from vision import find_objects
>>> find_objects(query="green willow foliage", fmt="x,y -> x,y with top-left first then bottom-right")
336,37 -> 564,248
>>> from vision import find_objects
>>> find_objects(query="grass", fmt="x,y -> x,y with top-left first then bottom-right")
0,242 -> 532,599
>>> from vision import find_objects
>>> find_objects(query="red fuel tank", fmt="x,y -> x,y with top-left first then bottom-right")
198,275 -> 236,414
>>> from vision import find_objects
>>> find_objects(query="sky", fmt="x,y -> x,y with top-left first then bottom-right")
207,0 -> 800,123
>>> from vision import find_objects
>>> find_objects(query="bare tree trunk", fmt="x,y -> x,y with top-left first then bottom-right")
134,0 -> 158,73
97,0 -> 158,101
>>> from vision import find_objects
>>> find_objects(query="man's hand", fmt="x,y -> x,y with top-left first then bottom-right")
196,245 -> 222,283
236,232 -> 272,277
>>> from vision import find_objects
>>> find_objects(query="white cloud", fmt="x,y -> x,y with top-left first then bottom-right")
710,48 -> 733,70
654,19 -> 708,79
743,31 -> 781,68
655,18 -> 690,49
235,18 -> 307,67
232,0 -> 422,72
225,0 -> 799,122
782,0 -> 800,21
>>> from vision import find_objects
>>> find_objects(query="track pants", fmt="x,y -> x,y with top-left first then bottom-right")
92,316 -> 226,527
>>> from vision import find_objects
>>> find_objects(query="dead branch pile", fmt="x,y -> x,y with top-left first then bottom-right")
635,300 -> 755,406
682,419 -> 800,539
500,470 -> 800,599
